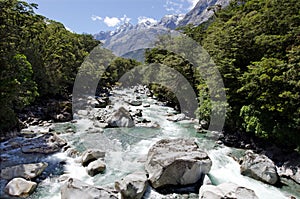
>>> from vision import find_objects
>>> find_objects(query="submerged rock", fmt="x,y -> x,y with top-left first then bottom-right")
115,172 -> 148,199
5,178 -> 37,197
21,133 -> 67,154
127,100 -> 142,106
199,182 -> 258,199
107,107 -> 135,128
240,150 -> 279,185
61,178 -> 118,199
0,162 -> 48,180
145,138 -> 212,192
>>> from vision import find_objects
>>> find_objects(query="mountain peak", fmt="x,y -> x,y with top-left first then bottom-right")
159,14 -> 185,29
178,0 -> 230,27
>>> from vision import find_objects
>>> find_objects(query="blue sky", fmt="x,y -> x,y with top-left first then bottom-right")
24,0 -> 198,34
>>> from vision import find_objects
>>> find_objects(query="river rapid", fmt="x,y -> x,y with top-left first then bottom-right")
1,87 -> 299,199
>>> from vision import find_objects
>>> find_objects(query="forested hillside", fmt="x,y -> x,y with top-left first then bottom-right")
1,0 -> 299,149
0,0 -> 100,132
147,0 -> 300,148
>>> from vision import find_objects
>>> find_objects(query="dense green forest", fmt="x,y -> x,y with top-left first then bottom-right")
1,0 -> 299,149
147,0 -> 300,148
0,0 -> 101,133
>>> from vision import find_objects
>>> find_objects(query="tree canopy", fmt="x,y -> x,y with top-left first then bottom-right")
148,0 -> 300,148
0,0 -> 100,132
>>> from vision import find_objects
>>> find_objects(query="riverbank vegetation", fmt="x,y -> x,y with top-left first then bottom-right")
147,0 -> 300,149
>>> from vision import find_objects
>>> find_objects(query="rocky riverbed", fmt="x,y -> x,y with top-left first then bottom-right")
0,86 -> 299,199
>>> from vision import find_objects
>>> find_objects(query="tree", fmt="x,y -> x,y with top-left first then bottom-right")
0,0 -> 100,133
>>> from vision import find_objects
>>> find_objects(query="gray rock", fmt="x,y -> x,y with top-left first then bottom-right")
78,110 -> 89,116
81,149 -> 106,167
65,148 -> 80,158
56,112 -> 72,122
127,100 -> 142,106
145,138 -> 212,189
178,0 -> 230,27
166,113 -> 186,122
278,165 -> 300,184
133,109 -> 143,117
1,162 -> 48,180
94,121 -> 109,128
86,127 -> 104,134
107,107 -> 135,128
143,103 -> 150,108
240,150 -> 279,185
199,120 -> 209,130
199,185 -> 224,199
115,172 -> 148,199
21,133 -> 67,154
291,168 -> 300,184
199,182 -> 258,199
86,159 -> 106,176
5,178 -> 37,197
95,97 -> 109,108
61,178 -> 118,199
136,121 -> 160,128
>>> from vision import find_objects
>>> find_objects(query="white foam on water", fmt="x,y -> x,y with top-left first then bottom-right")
208,147 -> 289,199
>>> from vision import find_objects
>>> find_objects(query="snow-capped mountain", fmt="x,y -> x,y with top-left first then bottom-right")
93,13 -> 184,59
94,14 -> 183,42
158,14 -> 185,30
94,22 -> 134,42
93,0 -> 231,60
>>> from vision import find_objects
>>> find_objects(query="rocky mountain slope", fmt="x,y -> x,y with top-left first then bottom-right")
94,0 -> 230,59
178,0 -> 230,27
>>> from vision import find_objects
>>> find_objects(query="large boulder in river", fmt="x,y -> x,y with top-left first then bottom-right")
240,150 -> 279,185
61,178 -> 118,199
115,172 -> 148,199
5,178 -> 37,197
86,159 -> 106,176
21,133 -> 67,154
199,182 -> 258,199
145,138 -> 212,191
81,149 -> 106,167
0,162 -> 48,180
107,107 -> 135,128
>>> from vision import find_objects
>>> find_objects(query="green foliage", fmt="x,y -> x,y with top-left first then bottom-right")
181,0 -> 300,147
144,47 -> 198,112
103,57 -> 140,87
0,0 -> 100,133
239,51 -> 300,147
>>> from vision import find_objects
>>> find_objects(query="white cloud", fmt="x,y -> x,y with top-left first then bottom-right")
91,15 -> 102,21
164,0 -> 184,14
187,0 -> 199,10
138,16 -> 158,24
164,0 -> 199,13
91,15 -> 131,27
103,17 -> 121,27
